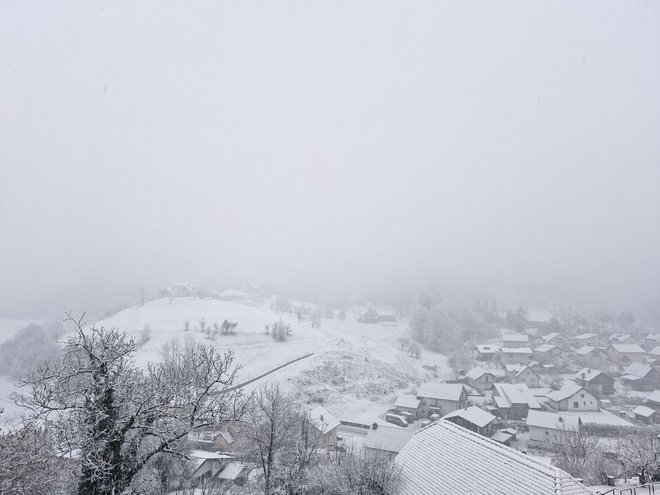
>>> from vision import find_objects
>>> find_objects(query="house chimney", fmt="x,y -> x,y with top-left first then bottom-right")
372,422 -> 378,430
320,415 -> 324,422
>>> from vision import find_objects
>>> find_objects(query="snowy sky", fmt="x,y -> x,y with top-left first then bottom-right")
1,1 -> 659,315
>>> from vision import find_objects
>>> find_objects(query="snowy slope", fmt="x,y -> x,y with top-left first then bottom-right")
93,297 -> 450,420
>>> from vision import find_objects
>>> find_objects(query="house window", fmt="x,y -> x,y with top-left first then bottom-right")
573,401 -> 579,408
581,394 -> 584,398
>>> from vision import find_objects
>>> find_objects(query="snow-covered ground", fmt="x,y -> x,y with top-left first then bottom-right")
79,297 -> 451,422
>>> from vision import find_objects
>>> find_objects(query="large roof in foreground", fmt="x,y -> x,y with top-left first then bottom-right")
396,420 -> 592,495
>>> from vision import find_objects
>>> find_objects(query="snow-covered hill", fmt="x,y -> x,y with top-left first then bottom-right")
93,297 -> 451,420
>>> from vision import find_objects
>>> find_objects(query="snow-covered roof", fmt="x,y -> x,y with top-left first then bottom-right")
502,333 -> 528,343
624,363 -> 653,378
645,333 -> 660,343
465,367 -> 495,380
515,365 -> 538,378
633,405 -> 656,418
189,450 -> 233,460
534,344 -> 556,353
443,406 -> 496,428
217,461 -> 247,480
574,345 -> 596,356
546,383 -> 585,403
364,424 -> 415,454
501,347 -> 533,354
417,383 -> 465,402
646,390 -> 660,405
649,346 -> 660,357
396,420 -> 591,495
573,333 -> 598,340
542,332 -> 563,343
610,333 -> 631,343
526,410 -> 580,430
309,406 -> 340,434
574,368 -> 607,382
475,344 -> 500,354
395,394 -> 421,410
610,344 -> 645,354
493,383 -> 541,409
490,430 -> 515,443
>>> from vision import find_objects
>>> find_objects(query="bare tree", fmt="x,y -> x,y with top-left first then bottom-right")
617,427 -> 660,484
0,423 -> 68,495
307,449 -> 400,495
310,308 -> 322,328
242,383 -> 321,495
17,313 -> 244,495
551,426 -> 605,485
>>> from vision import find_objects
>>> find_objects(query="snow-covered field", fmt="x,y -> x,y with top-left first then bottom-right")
81,297 -> 451,421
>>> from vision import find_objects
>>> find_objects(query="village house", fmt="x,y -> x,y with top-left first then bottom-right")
474,344 -> 501,361
492,383 -> 541,420
357,310 -> 379,323
416,383 -> 468,417
621,363 -> 660,392
572,332 -> 608,348
442,406 -> 497,437
610,333 -> 633,344
632,405 -> 657,425
395,420 -> 592,495
574,368 -> 615,396
533,344 -> 561,364
364,423 -> 415,458
546,383 -> 598,412
309,406 -> 340,450
512,365 -> 540,388
500,347 -> 533,365
394,394 -> 421,419
502,333 -> 529,348
643,333 -> 660,352
526,410 -> 581,446
645,390 -> 660,412
465,367 -> 497,393
608,344 -> 646,364
574,345 -> 608,368
542,332 -> 569,348
190,451 -> 252,487
648,346 -> 660,364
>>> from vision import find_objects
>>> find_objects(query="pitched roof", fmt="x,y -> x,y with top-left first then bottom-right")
526,410 -> 581,430
309,406 -> 340,434
542,332 -> 563,343
534,344 -> 557,353
515,365 -> 539,378
465,367 -> 495,380
624,363 -> 653,378
475,344 -> 501,354
574,345 -> 596,356
501,347 -> 533,354
364,424 -> 415,454
395,394 -> 421,410
646,390 -> 660,405
502,333 -> 529,343
417,383 -> 466,402
649,346 -> 660,357
493,383 -> 541,409
610,344 -> 645,354
546,383 -> 586,403
443,406 -> 497,428
396,420 -> 592,495
574,333 -> 598,340
574,368 -> 608,382
633,405 -> 656,418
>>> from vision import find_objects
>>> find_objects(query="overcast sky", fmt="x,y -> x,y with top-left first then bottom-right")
1,1 -> 659,316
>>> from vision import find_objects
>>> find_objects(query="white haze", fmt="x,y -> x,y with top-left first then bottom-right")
1,1 -> 659,316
